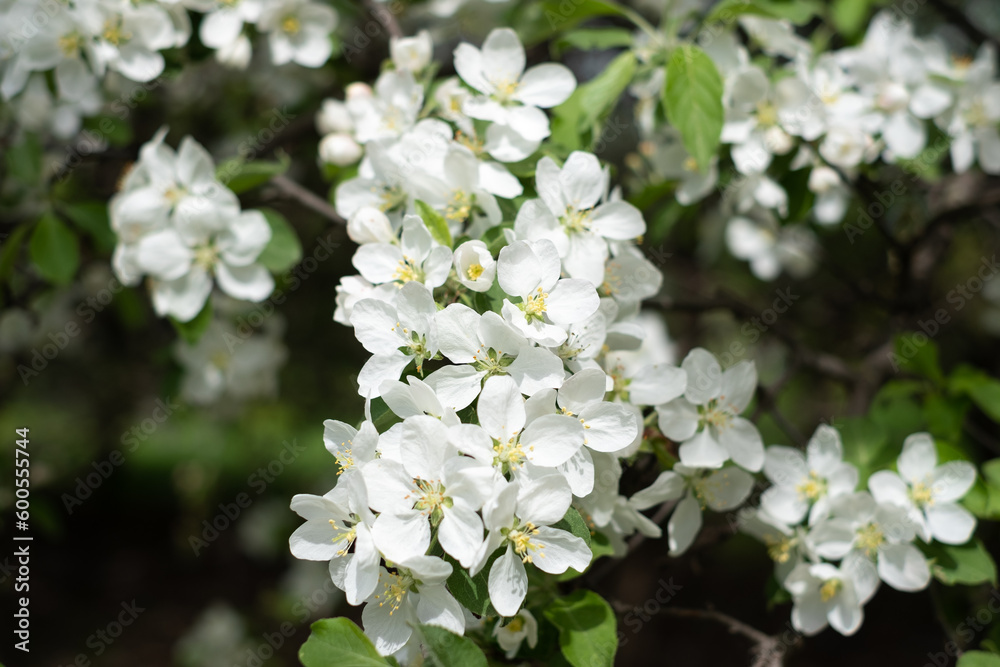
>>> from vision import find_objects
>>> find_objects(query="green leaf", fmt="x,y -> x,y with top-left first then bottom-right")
553,28 -> 633,56
963,459 -> 1000,520
415,200 -> 453,249
749,0 -> 822,24
369,396 -> 403,433
544,590 -> 618,667
958,651 -> 1000,667
217,156 -> 289,194
518,0 -> 630,45
923,539 -> 998,587
969,380 -> 1000,423
553,507 -> 594,580
446,551 -> 500,617
299,617 -> 389,667
663,46 -> 724,172
0,224 -> 31,284
6,132 -> 43,184
170,300 -> 213,345
29,213 -> 80,285
704,0 -> 782,23
61,201 -> 117,252
923,393 -> 969,444
415,625 -> 488,667
257,208 -> 302,273
557,51 -> 637,136
838,417 -> 892,484
830,0 -> 872,39
480,224 -> 512,257
552,507 -> 592,548
892,333 -> 943,385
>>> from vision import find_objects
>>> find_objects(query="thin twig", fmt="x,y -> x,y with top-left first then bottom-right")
365,0 -> 403,39
270,174 -> 346,225
655,607 -> 799,667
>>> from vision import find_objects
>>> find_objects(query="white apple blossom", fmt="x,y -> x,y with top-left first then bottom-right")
473,476 -> 590,616
630,464 -> 755,555
134,209 -> 274,321
452,240 -> 497,293
784,550 -> 880,636
363,416 -> 495,567
360,555 -> 464,655
352,214 -> 451,289
657,349 -> 764,472
514,152 -> 646,286
258,0 -> 337,68
424,304 -> 564,410
289,473 -> 380,605
809,492 -> 931,592
761,425 -> 859,526
390,31 -> 433,72
497,239 -> 601,347
454,28 -> 576,161
493,609 -> 538,659
868,432 -> 977,545
350,281 -> 439,397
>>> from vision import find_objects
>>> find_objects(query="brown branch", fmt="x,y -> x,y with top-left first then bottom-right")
364,0 -> 403,39
269,174 -> 346,225
656,607 -> 800,667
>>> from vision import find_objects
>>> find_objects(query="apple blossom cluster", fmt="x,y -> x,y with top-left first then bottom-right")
0,0 -> 337,137
629,12 -> 1000,281
316,27 -> 577,209
737,429 -> 977,637
290,28 -> 773,660
108,128 -> 275,322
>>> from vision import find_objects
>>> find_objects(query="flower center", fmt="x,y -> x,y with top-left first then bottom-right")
282,16 -> 301,35
375,571 -> 414,615
379,185 -> 407,212
910,480 -> 934,506
855,523 -> 884,556
59,32 -> 84,57
561,207 -> 592,234
102,20 -> 130,46
194,244 -> 219,270
466,263 -> 484,281
328,518 -> 358,557
699,399 -> 733,431
393,256 -> 423,283
796,472 -> 827,501
756,100 -> 778,127
493,78 -> 520,102
493,434 -> 527,471
445,190 -> 473,222
412,479 -> 453,525
507,522 -> 543,563
682,155 -> 699,172
334,446 -> 353,475
507,617 -> 525,632
521,287 -> 548,322
820,578 -> 842,602
765,536 -> 794,563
